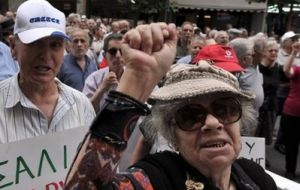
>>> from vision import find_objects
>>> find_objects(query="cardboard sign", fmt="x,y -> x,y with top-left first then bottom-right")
239,136 -> 265,168
0,127 -> 87,190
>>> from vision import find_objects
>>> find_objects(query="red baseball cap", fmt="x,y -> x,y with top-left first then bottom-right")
193,44 -> 244,73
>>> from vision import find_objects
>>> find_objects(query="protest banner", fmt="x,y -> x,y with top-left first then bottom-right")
0,127 -> 86,190
239,136 -> 265,168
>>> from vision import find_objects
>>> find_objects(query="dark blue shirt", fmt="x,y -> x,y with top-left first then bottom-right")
58,54 -> 98,91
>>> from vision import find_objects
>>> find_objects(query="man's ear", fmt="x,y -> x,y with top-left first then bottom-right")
8,35 -> 17,59
240,55 -> 248,68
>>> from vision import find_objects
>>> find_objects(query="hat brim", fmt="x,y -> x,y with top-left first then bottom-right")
17,27 -> 70,44
214,61 -> 244,73
149,78 -> 253,104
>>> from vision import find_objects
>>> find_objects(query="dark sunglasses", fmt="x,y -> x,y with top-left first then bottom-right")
107,47 -> 122,56
174,97 -> 242,131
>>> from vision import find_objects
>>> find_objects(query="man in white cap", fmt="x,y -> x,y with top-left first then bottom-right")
0,0 -> 95,143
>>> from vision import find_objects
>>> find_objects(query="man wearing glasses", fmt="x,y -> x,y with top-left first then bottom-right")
83,33 -> 124,113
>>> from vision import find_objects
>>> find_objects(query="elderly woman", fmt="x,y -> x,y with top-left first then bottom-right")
256,39 -> 279,145
64,23 -> 276,190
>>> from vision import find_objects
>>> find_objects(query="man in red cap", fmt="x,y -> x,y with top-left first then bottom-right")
193,44 -> 244,73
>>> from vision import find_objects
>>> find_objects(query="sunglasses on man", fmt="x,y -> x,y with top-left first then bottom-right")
107,47 -> 122,56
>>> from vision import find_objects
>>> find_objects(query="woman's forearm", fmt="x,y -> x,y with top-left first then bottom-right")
64,91 -> 150,189
64,134 -> 122,189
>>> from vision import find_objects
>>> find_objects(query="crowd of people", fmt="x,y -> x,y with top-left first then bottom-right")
1,0 -> 300,189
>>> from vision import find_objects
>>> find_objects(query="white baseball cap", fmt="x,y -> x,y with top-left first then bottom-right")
281,31 -> 297,42
14,0 -> 70,44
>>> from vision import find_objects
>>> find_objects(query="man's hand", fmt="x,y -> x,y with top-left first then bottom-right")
101,71 -> 118,91
117,23 -> 177,102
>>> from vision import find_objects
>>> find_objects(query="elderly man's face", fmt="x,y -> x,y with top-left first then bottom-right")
215,32 -> 229,45
181,24 -> 193,40
173,95 -> 241,173
68,18 -> 80,27
69,30 -> 89,59
12,36 -> 65,85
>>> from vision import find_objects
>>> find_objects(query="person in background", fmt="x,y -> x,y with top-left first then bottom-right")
0,17 -> 14,45
66,13 -> 81,28
256,39 -> 279,145
58,27 -> 98,91
103,20 -> 120,39
229,38 -> 264,126
207,29 -> 218,41
118,19 -> 130,34
274,31 -> 299,154
256,39 -> 279,168
64,23 -> 276,190
91,26 -> 105,57
5,11 -> 15,20
82,33 -> 124,112
240,28 -> 248,38
176,35 -> 206,64
228,28 -> 242,41
250,33 -> 267,67
0,0 -> 95,144
281,40 -> 300,179
214,30 -> 229,45
80,15 -> 88,30
0,41 -> 19,80
176,21 -> 194,61
87,18 -> 97,33
193,44 -> 243,74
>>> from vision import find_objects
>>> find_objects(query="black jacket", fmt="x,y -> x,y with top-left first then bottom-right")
131,151 -> 277,190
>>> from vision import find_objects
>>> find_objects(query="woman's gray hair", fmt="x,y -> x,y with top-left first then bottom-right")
145,95 -> 257,147
228,38 -> 254,64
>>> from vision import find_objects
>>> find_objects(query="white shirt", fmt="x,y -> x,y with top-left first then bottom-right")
82,67 -> 111,111
0,74 -> 96,144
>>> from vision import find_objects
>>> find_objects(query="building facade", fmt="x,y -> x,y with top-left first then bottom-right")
169,0 -> 267,34
1,0 -> 267,34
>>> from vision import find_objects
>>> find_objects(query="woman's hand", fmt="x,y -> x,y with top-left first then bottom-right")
117,23 -> 177,102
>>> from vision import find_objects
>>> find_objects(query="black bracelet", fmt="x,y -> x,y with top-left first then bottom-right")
106,90 -> 150,116
89,91 -> 151,150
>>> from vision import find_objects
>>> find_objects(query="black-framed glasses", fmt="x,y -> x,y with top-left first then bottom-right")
174,97 -> 242,131
107,47 -> 122,56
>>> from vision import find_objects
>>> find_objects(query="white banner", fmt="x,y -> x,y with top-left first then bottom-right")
0,127 -> 86,190
239,136 -> 265,168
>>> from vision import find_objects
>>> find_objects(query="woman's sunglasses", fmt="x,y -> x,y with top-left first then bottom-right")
107,47 -> 122,56
174,97 -> 242,131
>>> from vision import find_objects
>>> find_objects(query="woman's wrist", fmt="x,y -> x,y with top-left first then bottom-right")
116,68 -> 159,102
89,90 -> 150,150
